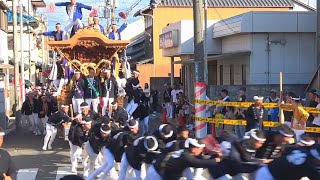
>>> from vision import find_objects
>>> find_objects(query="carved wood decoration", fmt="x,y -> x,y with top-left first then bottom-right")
47,28 -> 130,64
46,28 -> 129,111
60,46 -> 120,64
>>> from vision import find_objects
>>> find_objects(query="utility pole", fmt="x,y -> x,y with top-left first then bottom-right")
193,0 -> 207,138
13,0 -> 20,112
203,0 -> 208,84
111,0 -> 116,26
41,15 -> 45,84
19,0 -> 25,102
317,0 -> 320,66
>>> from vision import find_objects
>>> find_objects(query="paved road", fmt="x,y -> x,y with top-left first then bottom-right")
2,113 -> 163,180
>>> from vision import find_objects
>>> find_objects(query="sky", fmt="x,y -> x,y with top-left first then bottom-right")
39,0 -> 317,31
41,0 -> 150,30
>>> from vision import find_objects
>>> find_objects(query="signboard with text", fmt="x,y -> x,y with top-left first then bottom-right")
159,30 -> 179,49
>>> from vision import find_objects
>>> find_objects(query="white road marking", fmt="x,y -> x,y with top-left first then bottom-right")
17,168 -> 38,180
55,167 -> 76,180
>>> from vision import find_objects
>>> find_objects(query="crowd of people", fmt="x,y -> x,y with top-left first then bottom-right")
17,66 -> 320,180
5,1 -> 317,179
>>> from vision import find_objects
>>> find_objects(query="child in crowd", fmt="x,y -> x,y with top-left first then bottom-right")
224,106 -> 235,133
214,109 -> 224,137
182,100 -> 190,124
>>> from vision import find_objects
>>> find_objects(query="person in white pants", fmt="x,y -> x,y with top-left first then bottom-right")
126,84 -> 141,117
50,0 -> 95,40
163,84 -> 173,118
119,136 -> 160,180
38,96 -> 49,135
101,69 -> 117,117
43,105 -> 70,150
71,70 -> 85,113
21,93 -> 37,133
68,113 -> 92,173
32,103 -> 42,135
83,123 -> 111,178
84,68 -> 101,113
132,103 -> 150,134
87,119 -> 140,180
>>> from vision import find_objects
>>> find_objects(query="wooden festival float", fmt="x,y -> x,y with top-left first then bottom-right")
47,28 -> 130,139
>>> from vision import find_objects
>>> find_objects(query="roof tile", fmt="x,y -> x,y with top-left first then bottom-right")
156,0 -> 294,7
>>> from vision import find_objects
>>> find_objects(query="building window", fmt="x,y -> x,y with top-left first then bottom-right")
219,65 -> 223,85
242,64 -> 246,85
230,64 -> 234,85
0,10 -> 8,32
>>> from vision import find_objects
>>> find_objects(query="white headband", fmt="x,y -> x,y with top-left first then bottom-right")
278,130 -> 294,137
74,71 -> 81,74
185,138 -> 205,148
159,124 -> 173,138
81,121 -> 92,125
310,148 -> 320,160
128,120 -> 139,129
253,96 -> 263,100
132,84 -> 140,88
61,105 -> 69,108
159,124 -> 166,131
299,139 -> 315,146
133,137 -> 144,146
245,148 -> 256,153
80,105 -> 90,109
144,136 -> 159,151
104,69 -> 111,73
250,131 -> 266,142
100,127 -> 111,134
292,97 -> 301,101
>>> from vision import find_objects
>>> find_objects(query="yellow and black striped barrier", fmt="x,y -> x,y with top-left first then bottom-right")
195,117 -> 320,133
194,100 -> 320,113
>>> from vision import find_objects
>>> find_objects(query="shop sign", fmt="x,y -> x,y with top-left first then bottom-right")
159,30 -> 179,49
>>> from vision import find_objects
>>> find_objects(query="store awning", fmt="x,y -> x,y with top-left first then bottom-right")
6,10 -> 39,25
31,0 -> 46,7
173,51 -> 251,64
0,0 -> 9,10
207,51 -> 251,61
134,58 -> 153,65
0,64 -> 13,69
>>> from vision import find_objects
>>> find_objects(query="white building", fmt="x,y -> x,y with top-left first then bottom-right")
162,11 -> 316,99
4,0 -> 46,118
121,18 -> 145,40
6,0 -> 46,84
212,11 -> 316,85
0,0 -> 11,128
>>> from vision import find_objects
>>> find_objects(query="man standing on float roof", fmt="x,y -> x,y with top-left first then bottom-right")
42,23 -> 64,41
50,0 -> 96,40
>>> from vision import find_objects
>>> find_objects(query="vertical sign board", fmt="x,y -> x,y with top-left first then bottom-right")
159,30 -> 179,49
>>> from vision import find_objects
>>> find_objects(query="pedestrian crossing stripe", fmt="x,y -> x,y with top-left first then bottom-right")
17,168 -> 76,180
55,167 -> 76,180
17,168 -> 38,180
195,117 -> 320,133
194,100 -> 320,113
